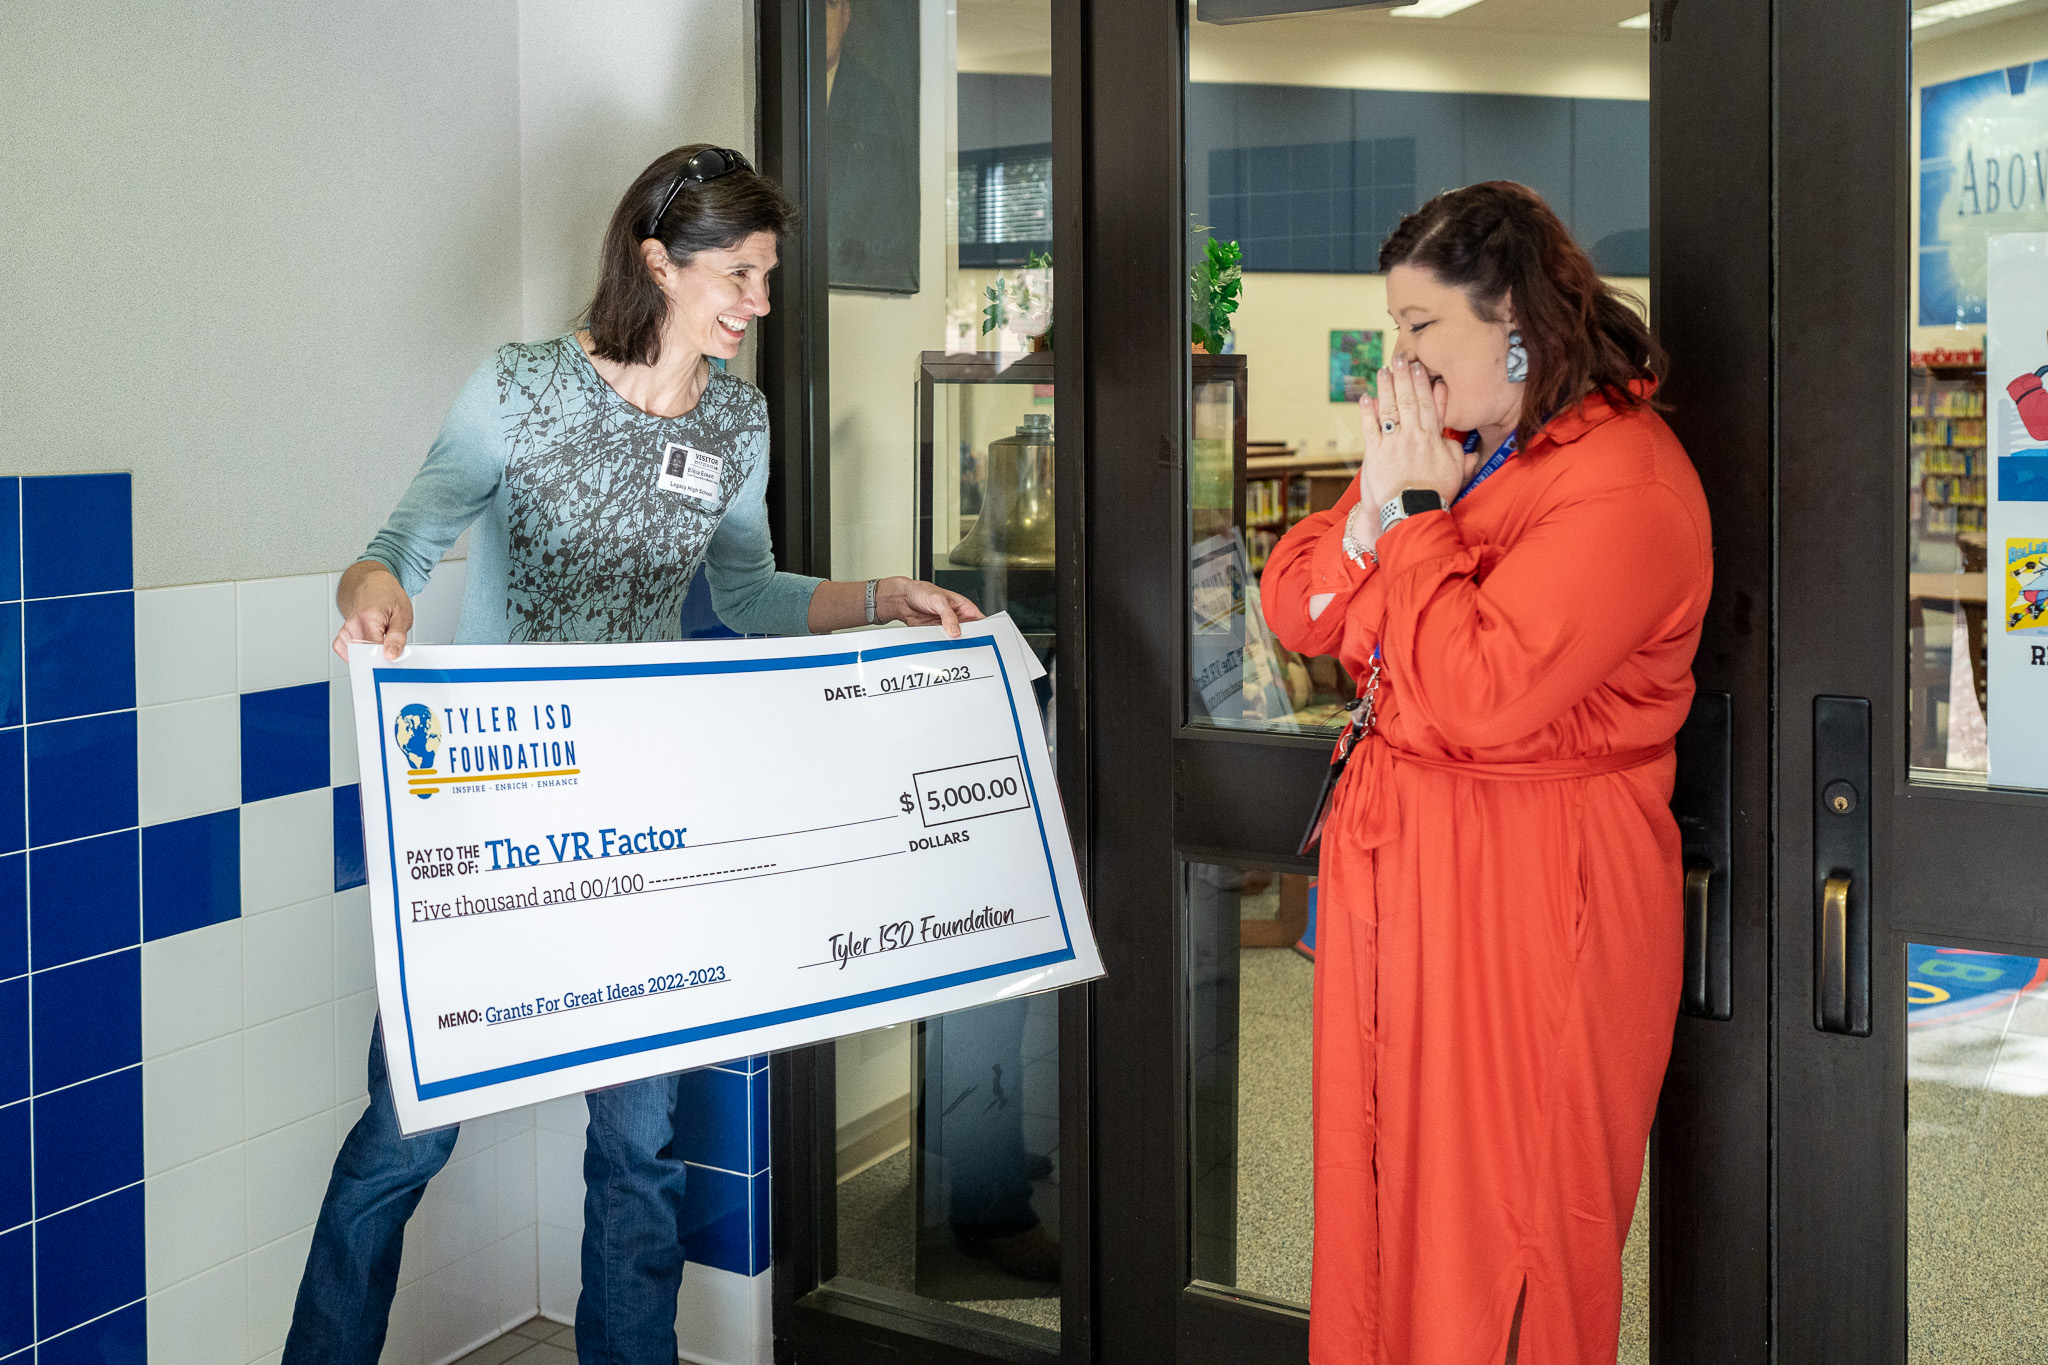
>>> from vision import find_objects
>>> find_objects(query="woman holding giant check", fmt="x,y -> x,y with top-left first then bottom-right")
285,146 -> 978,1364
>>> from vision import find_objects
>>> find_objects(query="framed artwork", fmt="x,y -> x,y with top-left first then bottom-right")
1329,329 -> 1384,402
826,0 -> 921,294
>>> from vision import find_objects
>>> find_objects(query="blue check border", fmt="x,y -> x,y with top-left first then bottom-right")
371,635 -> 1075,1101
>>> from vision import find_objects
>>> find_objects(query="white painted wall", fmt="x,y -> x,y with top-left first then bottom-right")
0,1 -> 525,590
517,0 -> 760,376
0,1 -> 764,592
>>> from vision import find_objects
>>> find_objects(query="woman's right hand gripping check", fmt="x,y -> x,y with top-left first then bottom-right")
332,561 -> 416,662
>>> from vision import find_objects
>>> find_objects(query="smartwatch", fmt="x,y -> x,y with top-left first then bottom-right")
1378,488 -> 1445,534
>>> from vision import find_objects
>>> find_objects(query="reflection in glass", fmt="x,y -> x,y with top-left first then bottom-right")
1178,7 -> 1652,739
835,997 -> 1063,1336
1907,943 -> 2048,1358
1902,5 -> 2048,782
1186,860 -> 1315,1306
824,0 -> 1063,1343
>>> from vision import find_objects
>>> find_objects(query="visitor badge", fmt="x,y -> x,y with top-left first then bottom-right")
658,442 -> 724,504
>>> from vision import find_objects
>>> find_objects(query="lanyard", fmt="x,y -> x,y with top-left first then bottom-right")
1455,430 -> 1517,504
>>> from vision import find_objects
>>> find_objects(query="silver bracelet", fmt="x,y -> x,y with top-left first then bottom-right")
864,578 -> 879,625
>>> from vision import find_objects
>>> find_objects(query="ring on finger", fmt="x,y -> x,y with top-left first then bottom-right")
1381,417 -> 1397,433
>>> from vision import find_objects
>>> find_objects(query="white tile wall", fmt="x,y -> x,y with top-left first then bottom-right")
238,575 -> 333,694
150,1254 -> 251,1365
334,989 -> 379,1106
410,558 -> 469,647
145,918 -> 244,1059
246,1227 -> 316,1356
142,559 -> 772,1365
244,1004 -> 335,1137
331,678 -> 360,786
245,1111 -> 335,1248
241,789 -> 333,916
138,694 -> 242,825
145,1147 -> 246,1293
145,1034 -> 246,1176
135,583 -> 239,707
244,897 -> 333,1028
334,886 -> 374,997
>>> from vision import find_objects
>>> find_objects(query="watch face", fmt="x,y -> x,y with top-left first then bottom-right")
1401,489 -> 1444,515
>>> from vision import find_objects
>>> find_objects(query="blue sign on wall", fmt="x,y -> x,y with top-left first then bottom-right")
1920,61 -> 2048,326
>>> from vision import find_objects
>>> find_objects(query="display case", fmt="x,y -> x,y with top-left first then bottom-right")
916,350 -> 1249,650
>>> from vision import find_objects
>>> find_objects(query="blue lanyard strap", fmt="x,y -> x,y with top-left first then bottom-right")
1455,431 -> 1517,505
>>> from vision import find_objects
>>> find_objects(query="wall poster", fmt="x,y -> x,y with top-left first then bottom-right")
1985,233 -> 2048,786
1328,329 -> 1384,403
1920,62 -> 2048,327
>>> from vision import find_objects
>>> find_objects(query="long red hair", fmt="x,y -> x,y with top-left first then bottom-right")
1377,181 -> 1663,452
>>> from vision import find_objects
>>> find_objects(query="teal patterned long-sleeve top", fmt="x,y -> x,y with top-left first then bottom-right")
362,335 -> 822,643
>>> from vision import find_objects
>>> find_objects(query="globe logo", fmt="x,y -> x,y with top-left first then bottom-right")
393,704 -> 442,800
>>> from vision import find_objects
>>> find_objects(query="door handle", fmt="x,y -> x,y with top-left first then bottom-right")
1673,693 -> 1732,1020
1817,873 -> 1852,1032
1813,698 -> 1871,1036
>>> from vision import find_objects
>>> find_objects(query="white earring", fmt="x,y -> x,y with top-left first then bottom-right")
1506,330 -> 1528,384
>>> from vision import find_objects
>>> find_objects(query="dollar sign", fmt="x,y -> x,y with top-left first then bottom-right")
900,791 -> 915,814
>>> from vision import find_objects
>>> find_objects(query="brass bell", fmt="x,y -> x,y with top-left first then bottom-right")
949,413 -> 1055,567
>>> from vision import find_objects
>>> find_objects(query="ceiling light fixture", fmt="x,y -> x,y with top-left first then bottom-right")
1388,0 -> 1487,15
1912,0 -> 2031,27
1618,11 -> 1652,27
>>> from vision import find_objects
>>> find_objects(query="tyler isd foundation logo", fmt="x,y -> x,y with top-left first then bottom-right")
394,704 -> 444,799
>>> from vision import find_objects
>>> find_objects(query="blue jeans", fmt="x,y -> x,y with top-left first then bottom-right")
281,1018 -> 691,1365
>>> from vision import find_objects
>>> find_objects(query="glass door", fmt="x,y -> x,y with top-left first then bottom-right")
1777,1 -> 2048,1359
1177,2 -> 1659,1358
762,4 -> 1088,1363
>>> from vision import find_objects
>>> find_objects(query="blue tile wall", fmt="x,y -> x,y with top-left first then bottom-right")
681,1163 -> 754,1278
677,1067 -> 753,1174
30,830 -> 139,971
38,1300 -> 145,1365
0,855 -> 22,982
241,681 -> 330,803
0,603 -> 19,731
0,469 -> 777,1361
27,711 -> 137,848
0,1100 -> 27,1231
0,979 -> 26,1106
0,481 -> 19,605
33,1065 -> 141,1214
0,1225 -> 30,1355
334,783 -> 366,892
0,729 -> 23,859
31,948 -> 139,1094
35,1181 -> 144,1338
142,808 -> 240,940
22,475 -> 132,600
25,592 -> 135,723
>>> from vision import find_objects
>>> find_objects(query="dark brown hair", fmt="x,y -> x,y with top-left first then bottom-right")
1378,180 -> 1663,452
586,144 -> 798,366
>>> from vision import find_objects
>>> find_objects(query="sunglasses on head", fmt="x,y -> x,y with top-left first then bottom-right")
645,148 -> 753,239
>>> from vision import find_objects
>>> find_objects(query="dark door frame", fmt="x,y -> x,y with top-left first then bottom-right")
1649,2 -> 1774,1362
758,3 -> 1095,1363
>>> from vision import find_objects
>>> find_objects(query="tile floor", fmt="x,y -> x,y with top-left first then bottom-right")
448,1314 -> 577,1365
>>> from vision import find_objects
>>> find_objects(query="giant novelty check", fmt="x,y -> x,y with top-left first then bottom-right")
347,617 -> 1099,1133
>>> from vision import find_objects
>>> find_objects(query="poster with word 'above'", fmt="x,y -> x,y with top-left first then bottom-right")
348,616 -> 1099,1134
1986,233 -> 2048,787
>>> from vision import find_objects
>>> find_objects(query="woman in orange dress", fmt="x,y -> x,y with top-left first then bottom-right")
1262,181 -> 1711,1364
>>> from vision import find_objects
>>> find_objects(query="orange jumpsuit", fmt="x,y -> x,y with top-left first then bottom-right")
1262,389 -> 1711,1364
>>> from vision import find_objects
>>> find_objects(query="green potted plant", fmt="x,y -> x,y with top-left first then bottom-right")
1190,232 -> 1242,354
